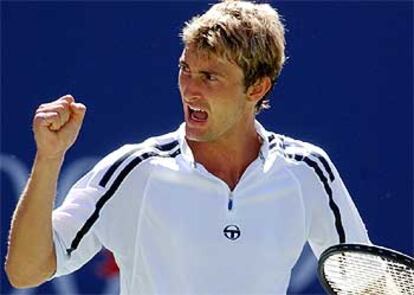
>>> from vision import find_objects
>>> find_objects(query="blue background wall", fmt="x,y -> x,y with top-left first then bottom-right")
1,1 -> 412,294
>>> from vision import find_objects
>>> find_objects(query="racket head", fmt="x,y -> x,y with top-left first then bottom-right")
318,243 -> 414,295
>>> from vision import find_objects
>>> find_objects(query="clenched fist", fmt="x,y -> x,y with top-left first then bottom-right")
33,95 -> 86,160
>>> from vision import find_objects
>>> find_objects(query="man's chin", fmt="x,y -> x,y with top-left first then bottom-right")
185,125 -> 211,142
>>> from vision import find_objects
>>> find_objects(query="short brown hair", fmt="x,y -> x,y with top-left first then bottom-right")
181,0 -> 286,112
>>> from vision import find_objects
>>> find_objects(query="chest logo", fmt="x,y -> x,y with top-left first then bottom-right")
223,224 -> 241,240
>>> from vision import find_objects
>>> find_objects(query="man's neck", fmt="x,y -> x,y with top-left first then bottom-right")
187,127 -> 262,190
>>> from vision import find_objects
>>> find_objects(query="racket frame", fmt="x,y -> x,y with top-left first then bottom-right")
317,243 -> 414,294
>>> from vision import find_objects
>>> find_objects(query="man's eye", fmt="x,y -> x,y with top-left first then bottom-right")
179,63 -> 190,73
204,73 -> 217,81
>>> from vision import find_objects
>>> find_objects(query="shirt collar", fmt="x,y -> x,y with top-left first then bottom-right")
176,120 -> 272,167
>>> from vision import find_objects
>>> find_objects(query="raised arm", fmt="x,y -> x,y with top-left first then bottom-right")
4,95 -> 86,288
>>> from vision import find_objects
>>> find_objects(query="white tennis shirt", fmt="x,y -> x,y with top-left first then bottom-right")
51,121 -> 370,294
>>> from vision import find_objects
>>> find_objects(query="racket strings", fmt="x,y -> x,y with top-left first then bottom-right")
323,252 -> 414,295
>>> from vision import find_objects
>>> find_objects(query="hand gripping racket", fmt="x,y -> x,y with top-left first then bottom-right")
318,243 -> 414,294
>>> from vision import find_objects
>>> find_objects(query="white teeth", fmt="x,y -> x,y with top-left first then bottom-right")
189,106 -> 204,112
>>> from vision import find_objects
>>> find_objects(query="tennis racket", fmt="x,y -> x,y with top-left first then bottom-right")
318,243 -> 414,295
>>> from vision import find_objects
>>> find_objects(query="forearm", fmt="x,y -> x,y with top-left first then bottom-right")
5,95 -> 86,288
5,153 -> 63,288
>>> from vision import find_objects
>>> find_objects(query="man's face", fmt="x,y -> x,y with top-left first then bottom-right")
178,46 -> 255,143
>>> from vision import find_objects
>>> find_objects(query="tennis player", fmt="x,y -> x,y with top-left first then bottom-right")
5,1 -> 370,294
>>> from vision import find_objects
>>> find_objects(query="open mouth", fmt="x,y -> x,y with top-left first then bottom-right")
188,106 -> 208,122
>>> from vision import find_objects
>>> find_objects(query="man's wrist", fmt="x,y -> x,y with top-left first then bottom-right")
35,151 -> 66,164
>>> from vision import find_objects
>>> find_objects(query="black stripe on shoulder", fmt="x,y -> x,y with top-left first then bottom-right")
267,134 -> 276,143
99,147 -> 141,188
291,153 -> 346,243
66,143 -> 180,256
169,148 -> 181,158
99,140 -> 179,188
270,137 -> 335,183
67,152 -> 153,256
155,140 -> 179,152
268,133 -> 280,150
311,153 -> 335,182
269,141 -> 277,150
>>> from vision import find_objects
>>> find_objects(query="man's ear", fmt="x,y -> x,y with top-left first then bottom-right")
246,77 -> 272,103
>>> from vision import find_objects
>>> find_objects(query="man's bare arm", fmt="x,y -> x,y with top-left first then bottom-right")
4,95 -> 86,288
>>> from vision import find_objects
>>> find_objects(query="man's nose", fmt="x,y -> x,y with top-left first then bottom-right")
181,75 -> 203,101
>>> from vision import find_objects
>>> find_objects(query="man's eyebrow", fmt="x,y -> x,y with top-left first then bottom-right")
178,59 -> 225,77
